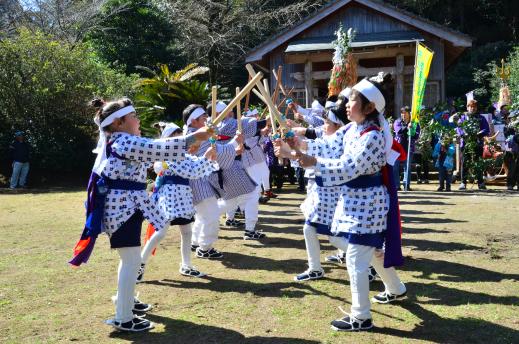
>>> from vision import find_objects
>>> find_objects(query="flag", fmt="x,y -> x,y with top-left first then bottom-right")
410,42 -> 434,124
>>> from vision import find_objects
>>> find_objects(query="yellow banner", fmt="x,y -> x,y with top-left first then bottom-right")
411,43 -> 434,123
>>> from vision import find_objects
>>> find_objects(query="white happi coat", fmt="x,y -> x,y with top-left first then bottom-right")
100,132 -> 187,234
314,121 -> 389,235
153,155 -> 217,221
302,124 -> 350,226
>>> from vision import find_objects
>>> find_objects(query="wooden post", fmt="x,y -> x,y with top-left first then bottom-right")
304,60 -> 313,108
244,75 -> 251,110
395,54 -> 405,116
263,79 -> 278,133
236,87 -> 242,133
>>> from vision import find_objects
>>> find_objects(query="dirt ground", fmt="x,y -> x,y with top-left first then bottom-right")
0,181 -> 518,343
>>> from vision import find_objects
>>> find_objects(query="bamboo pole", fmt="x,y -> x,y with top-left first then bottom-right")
245,64 -> 286,129
211,71 -> 263,126
236,87 -> 242,133
211,86 -> 217,118
272,66 -> 283,105
272,67 -> 288,97
262,79 -> 277,133
244,75 -> 251,110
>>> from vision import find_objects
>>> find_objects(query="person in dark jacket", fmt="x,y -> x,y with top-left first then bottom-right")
9,131 -> 30,189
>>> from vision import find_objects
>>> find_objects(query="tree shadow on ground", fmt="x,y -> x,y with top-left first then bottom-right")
0,186 -> 85,195
220,252 -> 307,273
110,314 -> 321,344
400,209 -> 444,215
403,238 -> 481,252
399,200 -> 455,206
397,194 -> 450,200
401,215 -> 467,224
142,276 -> 345,302
373,300 -> 519,343
403,227 -> 450,234
402,256 -> 519,283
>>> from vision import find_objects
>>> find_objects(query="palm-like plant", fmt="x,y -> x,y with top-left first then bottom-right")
134,63 -> 211,135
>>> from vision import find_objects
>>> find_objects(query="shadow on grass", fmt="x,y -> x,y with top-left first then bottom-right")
220,252 -> 308,273
399,200 -> 455,206
403,227 -> 450,234
373,301 -> 519,343
142,275 -> 345,303
401,215 -> 467,224
400,209 -> 444,215
402,257 -> 519,283
403,238 -> 481,252
0,186 -> 85,195
110,314 -> 321,343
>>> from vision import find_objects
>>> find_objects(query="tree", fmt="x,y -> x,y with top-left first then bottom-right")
3,0 -> 128,45
153,0 -> 326,88
0,29 -> 137,181
134,63 -> 211,133
87,0 -> 183,75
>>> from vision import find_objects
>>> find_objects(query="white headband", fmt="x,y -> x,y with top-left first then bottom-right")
186,107 -> 206,127
325,101 -> 336,109
161,123 -> 181,138
340,87 -> 352,99
92,105 -> 135,175
245,109 -> 259,117
311,100 -> 325,112
216,101 -> 227,113
353,79 -> 385,113
98,106 -> 135,128
327,109 -> 344,126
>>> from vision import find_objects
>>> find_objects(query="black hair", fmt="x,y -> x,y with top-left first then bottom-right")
326,104 -> 349,125
353,73 -> 392,123
182,104 -> 205,125
91,97 -> 133,132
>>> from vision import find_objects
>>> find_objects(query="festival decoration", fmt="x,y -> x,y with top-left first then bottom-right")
328,25 -> 357,96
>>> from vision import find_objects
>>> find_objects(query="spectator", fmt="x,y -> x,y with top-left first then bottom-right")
452,99 -> 490,190
432,134 -> 455,192
394,106 -> 420,190
503,110 -> 519,190
9,131 -> 30,189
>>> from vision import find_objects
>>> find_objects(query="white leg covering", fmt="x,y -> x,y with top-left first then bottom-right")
241,191 -> 259,232
346,244 -> 375,320
328,235 -> 349,254
370,249 -> 407,295
195,197 -> 221,250
179,224 -> 193,267
258,161 -> 271,191
141,226 -> 168,264
115,246 -> 141,323
303,224 -> 322,271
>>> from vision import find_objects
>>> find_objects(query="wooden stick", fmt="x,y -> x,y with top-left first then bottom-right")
273,67 -> 288,97
244,75 -> 251,110
252,88 -> 267,103
211,86 -> 217,118
245,64 -> 286,129
272,66 -> 283,105
262,79 -> 277,133
236,87 -> 242,133
211,71 -> 263,126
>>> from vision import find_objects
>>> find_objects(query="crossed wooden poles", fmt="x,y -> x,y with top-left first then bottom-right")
208,64 -> 293,139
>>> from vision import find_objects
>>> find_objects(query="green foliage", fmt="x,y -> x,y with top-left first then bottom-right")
86,0 -> 183,75
0,29 -> 138,179
133,63 -> 210,134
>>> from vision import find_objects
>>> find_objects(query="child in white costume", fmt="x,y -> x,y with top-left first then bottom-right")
278,75 -> 406,331
138,123 -> 217,281
69,98 -> 212,333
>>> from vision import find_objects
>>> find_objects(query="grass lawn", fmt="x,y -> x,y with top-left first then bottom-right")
1,183 -> 518,343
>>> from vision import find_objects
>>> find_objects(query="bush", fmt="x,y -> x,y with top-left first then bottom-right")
0,29 -> 138,184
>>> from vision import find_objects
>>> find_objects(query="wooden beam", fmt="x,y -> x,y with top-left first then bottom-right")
395,54 -> 405,116
304,60 -> 313,108
290,65 -> 414,82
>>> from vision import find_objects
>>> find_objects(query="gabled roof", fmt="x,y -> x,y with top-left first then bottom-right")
285,31 -> 423,53
245,0 -> 472,63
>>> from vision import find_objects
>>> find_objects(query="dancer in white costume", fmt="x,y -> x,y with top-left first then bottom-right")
138,123 -> 217,282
